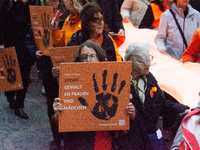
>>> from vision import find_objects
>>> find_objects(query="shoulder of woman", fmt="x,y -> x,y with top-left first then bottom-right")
146,72 -> 158,85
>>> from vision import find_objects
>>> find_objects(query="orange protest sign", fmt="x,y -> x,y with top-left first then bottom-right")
59,61 -> 132,132
0,47 -> 23,92
49,46 -> 79,67
29,6 -> 53,56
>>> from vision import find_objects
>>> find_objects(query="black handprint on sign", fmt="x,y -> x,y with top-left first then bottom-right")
38,12 -> 50,48
78,70 -> 126,120
1,54 -> 16,84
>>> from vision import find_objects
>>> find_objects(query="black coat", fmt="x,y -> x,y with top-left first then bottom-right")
96,0 -> 124,33
67,29 -> 117,61
6,1 -> 34,66
116,72 -> 189,150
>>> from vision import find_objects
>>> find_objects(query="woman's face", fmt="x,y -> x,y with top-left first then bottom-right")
64,0 -> 77,14
90,12 -> 104,37
131,55 -> 152,77
176,0 -> 189,9
80,46 -> 99,62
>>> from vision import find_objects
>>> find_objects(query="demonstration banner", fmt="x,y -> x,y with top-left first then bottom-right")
29,6 -> 53,56
59,61 -> 132,132
0,47 -> 23,92
49,46 -> 79,67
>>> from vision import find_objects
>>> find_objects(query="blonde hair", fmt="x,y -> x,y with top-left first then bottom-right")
72,0 -> 88,13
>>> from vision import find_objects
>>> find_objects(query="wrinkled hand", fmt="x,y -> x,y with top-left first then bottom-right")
53,98 -> 64,120
36,50 -> 42,59
126,102 -> 136,120
52,66 -> 60,78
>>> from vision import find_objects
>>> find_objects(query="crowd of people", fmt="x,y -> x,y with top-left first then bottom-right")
1,0 -> 200,149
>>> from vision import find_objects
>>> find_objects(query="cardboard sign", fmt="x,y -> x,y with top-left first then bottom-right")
49,46 -> 79,67
59,61 -> 132,132
0,47 -> 23,92
29,6 -> 53,56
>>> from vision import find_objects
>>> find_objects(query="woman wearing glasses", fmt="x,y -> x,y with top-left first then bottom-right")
67,2 -> 122,61
52,40 -> 135,149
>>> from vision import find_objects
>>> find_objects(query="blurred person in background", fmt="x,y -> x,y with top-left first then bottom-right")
139,0 -> 173,29
121,0 -> 150,28
182,28 -> 200,63
4,0 -> 37,119
155,0 -> 200,60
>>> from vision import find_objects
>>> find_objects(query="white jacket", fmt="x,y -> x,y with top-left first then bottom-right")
155,3 -> 200,60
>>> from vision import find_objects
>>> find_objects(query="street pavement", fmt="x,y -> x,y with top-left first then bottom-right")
0,63 -> 174,150
0,64 -> 53,150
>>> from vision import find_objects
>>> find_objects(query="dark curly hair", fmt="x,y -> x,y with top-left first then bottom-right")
80,2 -> 109,39
73,40 -> 106,62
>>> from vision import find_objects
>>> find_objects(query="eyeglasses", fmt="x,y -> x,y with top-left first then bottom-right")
92,17 -> 103,24
79,54 -> 98,61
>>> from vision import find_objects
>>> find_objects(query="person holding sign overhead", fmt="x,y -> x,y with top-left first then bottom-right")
52,40 -> 136,150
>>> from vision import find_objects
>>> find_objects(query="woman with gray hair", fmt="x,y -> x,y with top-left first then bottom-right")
121,42 -> 190,150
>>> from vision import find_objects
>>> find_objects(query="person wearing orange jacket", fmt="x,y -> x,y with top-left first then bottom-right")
51,0 -> 88,47
139,0 -> 173,29
182,28 -> 200,63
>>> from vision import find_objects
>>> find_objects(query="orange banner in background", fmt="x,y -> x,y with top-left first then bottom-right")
29,6 -> 53,56
59,61 -> 132,132
0,47 -> 23,92
49,46 -> 79,67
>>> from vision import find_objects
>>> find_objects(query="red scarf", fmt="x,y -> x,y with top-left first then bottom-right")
90,33 -> 103,47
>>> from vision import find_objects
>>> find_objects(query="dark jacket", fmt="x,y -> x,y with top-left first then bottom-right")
26,28 -> 54,79
6,1 -> 34,66
190,0 -> 200,12
67,29 -> 117,61
0,1 -> 9,46
96,0 -> 124,33
116,72 -> 189,150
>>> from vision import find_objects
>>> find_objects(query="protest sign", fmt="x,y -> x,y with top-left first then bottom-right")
59,61 -> 132,132
29,6 -> 53,56
0,47 -> 23,92
49,46 -> 79,67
